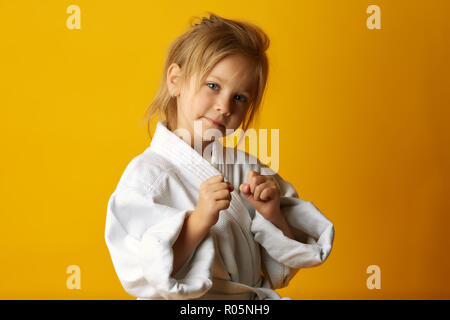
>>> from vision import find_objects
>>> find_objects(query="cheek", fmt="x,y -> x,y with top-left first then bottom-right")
226,116 -> 244,131
233,108 -> 248,124
192,92 -> 213,115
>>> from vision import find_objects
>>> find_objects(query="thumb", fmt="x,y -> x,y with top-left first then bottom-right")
240,184 -> 257,206
239,183 -> 251,195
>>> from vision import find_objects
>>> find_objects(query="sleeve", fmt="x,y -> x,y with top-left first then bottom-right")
250,165 -> 335,290
104,182 -> 215,300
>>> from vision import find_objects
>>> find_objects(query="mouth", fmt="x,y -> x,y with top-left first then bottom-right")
204,117 -> 225,128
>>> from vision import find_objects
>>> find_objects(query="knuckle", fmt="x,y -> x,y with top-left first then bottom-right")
247,170 -> 257,179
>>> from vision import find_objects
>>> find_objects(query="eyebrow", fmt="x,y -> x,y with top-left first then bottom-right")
209,75 -> 252,95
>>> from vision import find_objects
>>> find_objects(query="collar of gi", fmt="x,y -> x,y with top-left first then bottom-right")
147,120 -> 225,182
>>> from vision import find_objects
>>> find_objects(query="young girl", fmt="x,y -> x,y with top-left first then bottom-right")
105,13 -> 334,300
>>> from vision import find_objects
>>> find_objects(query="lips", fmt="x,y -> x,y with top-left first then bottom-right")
204,117 -> 224,128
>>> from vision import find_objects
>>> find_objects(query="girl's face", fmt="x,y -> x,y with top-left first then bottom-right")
167,54 -> 256,149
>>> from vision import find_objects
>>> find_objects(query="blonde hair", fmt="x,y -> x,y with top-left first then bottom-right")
142,11 -> 270,138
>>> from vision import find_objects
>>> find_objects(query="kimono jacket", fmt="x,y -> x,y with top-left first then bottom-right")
104,121 -> 335,300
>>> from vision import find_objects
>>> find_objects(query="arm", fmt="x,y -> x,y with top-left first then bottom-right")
170,210 -> 211,277
105,183 -> 215,299
265,208 -> 295,241
247,162 -> 334,290
171,174 -> 233,277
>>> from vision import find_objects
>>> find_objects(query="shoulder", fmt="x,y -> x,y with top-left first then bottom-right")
115,147 -> 178,193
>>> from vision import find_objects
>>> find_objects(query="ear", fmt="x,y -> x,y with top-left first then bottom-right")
166,63 -> 181,97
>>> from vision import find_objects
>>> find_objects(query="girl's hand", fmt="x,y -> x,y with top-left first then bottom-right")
193,174 -> 234,229
239,171 -> 281,221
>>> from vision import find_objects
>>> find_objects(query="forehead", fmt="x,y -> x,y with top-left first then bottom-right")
207,55 -> 256,93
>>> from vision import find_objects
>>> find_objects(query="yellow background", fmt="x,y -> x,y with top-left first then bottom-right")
1,0 -> 449,299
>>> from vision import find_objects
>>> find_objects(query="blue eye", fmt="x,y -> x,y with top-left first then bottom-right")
207,82 -> 248,103
235,94 -> 247,103
207,82 -> 219,90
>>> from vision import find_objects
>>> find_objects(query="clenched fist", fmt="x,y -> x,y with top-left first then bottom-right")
193,174 -> 234,229
239,170 -> 281,220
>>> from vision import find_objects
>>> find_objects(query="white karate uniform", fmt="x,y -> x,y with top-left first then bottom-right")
104,121 -> 335,300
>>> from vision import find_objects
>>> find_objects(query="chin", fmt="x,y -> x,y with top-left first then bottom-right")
204,127 -> 226,140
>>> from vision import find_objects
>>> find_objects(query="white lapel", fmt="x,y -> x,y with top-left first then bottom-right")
147,121 -> 252,231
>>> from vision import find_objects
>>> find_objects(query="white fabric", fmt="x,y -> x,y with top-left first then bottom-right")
104,121 -> 335,300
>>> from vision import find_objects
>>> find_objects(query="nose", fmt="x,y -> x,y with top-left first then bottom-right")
215,97 -> 232,117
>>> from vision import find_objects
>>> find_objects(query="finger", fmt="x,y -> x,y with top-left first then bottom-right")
215,199 -> 231,211
210,181 -> 233,192
249,175 -> 266,194
223,182 -> 234,192
246,171 -> 258,184
206,174 -> 224,184
253,181 -> 272,201
240,183 -> 250,194
214,189 -> 232,201
260,186 -> 278,201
